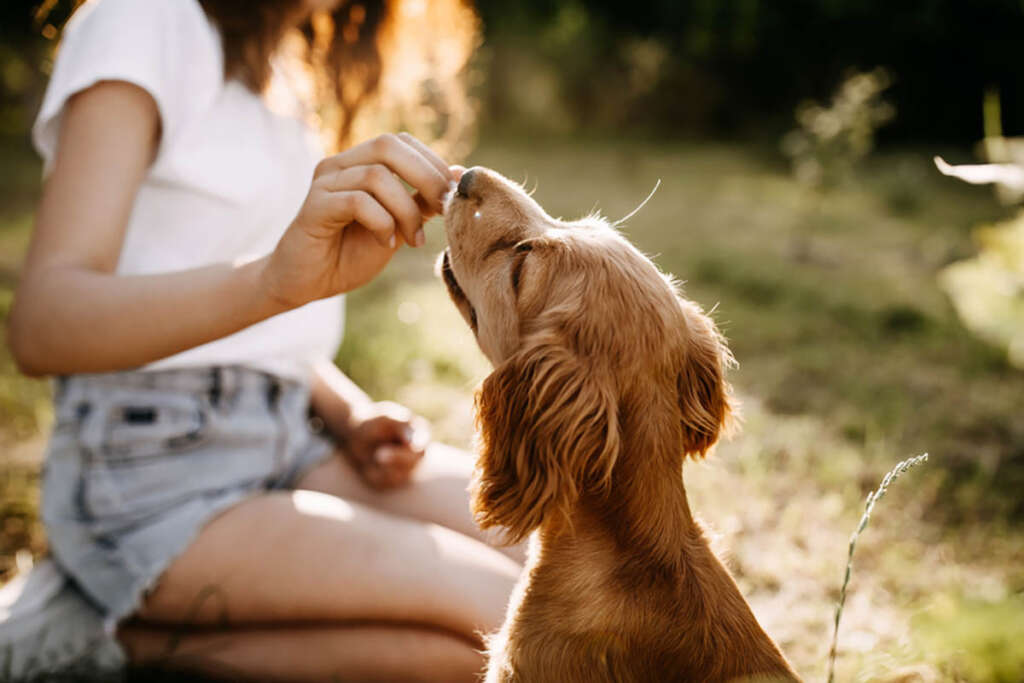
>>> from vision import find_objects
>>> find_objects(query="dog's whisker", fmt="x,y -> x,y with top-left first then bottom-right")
612,178 -> 662,227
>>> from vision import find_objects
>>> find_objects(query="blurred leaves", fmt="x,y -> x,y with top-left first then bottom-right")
0,1 -> 79,139
781,69 -> 895,188
939,213 -> 1024,369
473,0 -> 1024,143
935,91 -> 1024,370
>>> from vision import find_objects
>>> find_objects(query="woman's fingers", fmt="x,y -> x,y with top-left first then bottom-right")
320,134 -> 451,213
323,190 -> 397,248
375,444 -> 422,471
319,164 -> 424,246
365,444 -> 420,489
397,132 -> 450,180
394,135 -> 453,222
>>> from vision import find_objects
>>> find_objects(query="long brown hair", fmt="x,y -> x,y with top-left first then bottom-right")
197,0 -> 478,154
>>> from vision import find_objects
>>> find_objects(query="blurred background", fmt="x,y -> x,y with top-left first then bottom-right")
2,1 -> 1023,681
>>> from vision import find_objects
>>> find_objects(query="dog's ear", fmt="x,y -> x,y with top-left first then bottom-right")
472,341 -> 620,543
676,301 -> 735,458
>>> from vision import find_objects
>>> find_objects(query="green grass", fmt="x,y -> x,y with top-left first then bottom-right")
2,135 -> 1023,680
915,593 -> 1024,683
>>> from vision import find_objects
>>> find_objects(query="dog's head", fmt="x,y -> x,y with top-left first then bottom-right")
439,167 -> 734,542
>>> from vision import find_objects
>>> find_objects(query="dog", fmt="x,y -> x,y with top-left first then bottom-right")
439,167 -> 800,682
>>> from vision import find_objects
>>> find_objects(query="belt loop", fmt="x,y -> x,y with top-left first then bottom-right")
266,373 -> 282,408
208,367 -> 222,408
54,375 -> 69,405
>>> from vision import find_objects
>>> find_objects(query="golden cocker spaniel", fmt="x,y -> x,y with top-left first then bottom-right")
439,167 -> 799,682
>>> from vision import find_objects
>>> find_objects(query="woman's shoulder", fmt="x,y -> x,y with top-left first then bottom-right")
34,0 -> 223,168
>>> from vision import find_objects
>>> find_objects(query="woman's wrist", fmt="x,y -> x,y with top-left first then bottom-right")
310,360 -> 374,442
250,253 -> 303,316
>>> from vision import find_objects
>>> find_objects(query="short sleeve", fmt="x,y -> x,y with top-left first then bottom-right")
32,0 -> 221,173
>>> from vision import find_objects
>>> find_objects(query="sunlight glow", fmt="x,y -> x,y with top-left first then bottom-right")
291,490 -> 356,522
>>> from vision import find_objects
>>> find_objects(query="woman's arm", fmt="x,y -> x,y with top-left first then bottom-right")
8,81 -> 290,375
8,81 -> 452,376
309,359 -> 374,435
310,360 -> 431,489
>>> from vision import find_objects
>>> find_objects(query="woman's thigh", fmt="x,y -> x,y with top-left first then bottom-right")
136,490 -> 519,642
296,443 -> 526,563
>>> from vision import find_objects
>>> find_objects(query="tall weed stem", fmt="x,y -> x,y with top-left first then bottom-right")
826,453 -> 930,683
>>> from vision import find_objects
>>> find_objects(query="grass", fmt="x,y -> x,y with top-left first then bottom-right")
827,453 -> 930,683
2,134 -> 1023,680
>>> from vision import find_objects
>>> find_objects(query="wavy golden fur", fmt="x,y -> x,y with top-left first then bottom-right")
439,167 -> 800,682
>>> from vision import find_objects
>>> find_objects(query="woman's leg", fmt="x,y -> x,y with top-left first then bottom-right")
296,443 -> 527,563
136,490 -> 519,645
122,623 -> 483,682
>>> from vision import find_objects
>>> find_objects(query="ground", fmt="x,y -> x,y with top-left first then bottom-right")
1,135 -> 1022,681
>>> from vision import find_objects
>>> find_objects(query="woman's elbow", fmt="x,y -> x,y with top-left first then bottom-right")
6,302 -> 49,377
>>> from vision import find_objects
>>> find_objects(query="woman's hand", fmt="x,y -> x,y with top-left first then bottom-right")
260,132 -> 454,309
310,361 -> 431,490
338,401 -> 432,490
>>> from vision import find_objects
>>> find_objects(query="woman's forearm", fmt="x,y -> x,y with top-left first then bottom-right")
309,359 -> 374,437
7,256 -> 288,376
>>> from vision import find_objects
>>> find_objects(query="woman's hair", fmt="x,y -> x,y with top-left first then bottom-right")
197,0 -> 479,155
44,0 -> 477,153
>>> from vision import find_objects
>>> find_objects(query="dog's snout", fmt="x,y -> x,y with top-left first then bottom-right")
457,168 -> 477,198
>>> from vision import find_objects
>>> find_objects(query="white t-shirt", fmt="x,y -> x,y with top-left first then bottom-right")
33,0 -> 344,383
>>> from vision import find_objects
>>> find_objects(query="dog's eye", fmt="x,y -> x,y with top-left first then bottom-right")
511,247 -> 530,294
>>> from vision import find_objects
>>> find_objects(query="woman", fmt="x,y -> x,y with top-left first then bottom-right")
2,0 -> 519,680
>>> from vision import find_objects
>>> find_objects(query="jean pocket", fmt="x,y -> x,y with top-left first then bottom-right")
97,391 -> 210,462
78,390 -> 216,519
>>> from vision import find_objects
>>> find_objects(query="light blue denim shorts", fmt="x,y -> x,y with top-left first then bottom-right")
41,366 -> 335,627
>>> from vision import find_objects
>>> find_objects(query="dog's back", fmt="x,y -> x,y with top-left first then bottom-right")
485,499 -> 798,683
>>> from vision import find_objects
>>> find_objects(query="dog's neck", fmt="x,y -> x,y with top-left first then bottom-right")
535,406 -> 796,680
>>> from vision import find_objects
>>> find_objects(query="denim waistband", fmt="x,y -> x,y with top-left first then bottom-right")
53,366 -> 305,420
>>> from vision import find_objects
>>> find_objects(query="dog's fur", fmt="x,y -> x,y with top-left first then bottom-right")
439,167 -> 800,682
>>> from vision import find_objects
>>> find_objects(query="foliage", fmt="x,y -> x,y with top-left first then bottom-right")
474,0 -> 1024,143
781,69 -> 895,188
0,2 -> 80,139
939,213 -> 1024,368
934,93 -> 1024,369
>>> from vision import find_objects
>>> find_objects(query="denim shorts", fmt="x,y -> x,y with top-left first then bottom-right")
40,366 -> 335,628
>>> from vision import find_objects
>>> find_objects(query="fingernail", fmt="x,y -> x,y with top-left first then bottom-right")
403,425 -> 415,443
388,233 -> 396,249
374,447 -> 393,465
414,229 -> 425,247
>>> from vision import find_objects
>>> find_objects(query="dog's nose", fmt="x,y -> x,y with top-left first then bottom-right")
457,168 -> 477,198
